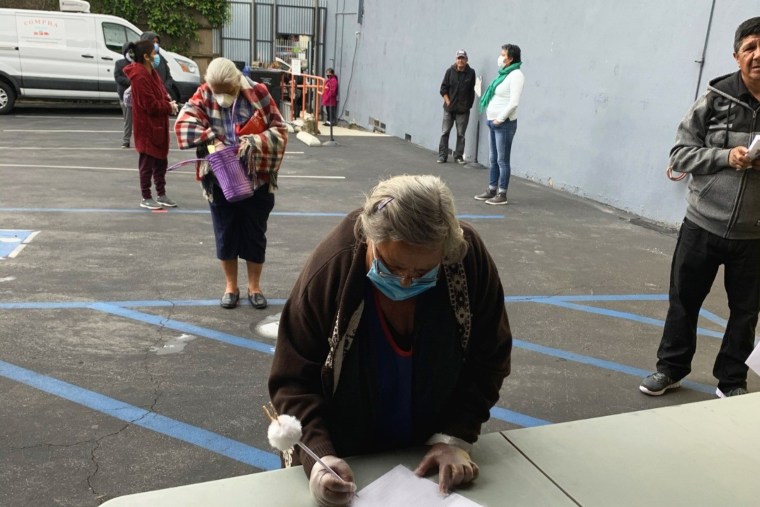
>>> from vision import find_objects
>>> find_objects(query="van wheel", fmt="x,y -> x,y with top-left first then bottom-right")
170,85 -> 180,103
0,81 -> 16,115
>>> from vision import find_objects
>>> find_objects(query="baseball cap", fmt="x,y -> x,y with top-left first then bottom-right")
456,49 -> 467,59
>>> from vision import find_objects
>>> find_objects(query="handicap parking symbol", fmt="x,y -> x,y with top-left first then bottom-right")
0,230 -> 40,259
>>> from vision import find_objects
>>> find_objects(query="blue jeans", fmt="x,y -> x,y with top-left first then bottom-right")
487,119 -> 517,192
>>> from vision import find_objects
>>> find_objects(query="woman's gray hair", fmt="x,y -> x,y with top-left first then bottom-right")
355,174 -> 467,262
205,57 -> 241,87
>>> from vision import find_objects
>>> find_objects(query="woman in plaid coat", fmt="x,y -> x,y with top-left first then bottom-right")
175,58 -> 288,310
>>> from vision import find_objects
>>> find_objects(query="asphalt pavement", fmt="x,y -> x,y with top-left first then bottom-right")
0,102 -> 756,506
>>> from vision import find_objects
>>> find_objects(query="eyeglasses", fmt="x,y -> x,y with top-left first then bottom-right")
372,246 -> 440,284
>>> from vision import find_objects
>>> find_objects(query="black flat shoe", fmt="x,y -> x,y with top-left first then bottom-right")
248,292 -> 267,309
220,290 -> 240,309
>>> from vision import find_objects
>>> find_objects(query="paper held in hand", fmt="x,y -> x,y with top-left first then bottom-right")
747,134 -> 760,159
746,341 -> 760,377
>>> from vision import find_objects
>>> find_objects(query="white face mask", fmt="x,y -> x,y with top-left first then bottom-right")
214,93 -> 235,108
497,55 -> 506,68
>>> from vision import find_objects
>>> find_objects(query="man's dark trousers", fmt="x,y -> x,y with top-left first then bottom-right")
657,218 -> 760,390
438,110 -> 470,161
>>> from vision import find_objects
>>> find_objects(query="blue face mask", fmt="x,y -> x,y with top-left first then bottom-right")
366,250 -> 440,301
152,54 -> 160,68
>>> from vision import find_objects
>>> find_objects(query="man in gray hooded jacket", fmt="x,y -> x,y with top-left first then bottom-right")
640,17 -> 760,399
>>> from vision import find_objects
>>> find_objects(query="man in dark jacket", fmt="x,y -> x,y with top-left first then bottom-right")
139,31 -> 177,100
437,49 -> 476,164
640,17 -> 760,399
114,41 -> 132,148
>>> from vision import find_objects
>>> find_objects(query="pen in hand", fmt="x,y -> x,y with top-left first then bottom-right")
263,404 -> 357,495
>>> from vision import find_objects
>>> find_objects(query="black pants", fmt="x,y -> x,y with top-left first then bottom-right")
657,218 -> 760,390
209,183 -> 275,263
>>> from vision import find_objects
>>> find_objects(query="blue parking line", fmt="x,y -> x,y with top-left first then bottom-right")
0,229 -> 37,258
111,299 -> 289,308
513,339 -> 714,395
536,294 -> 669,302
0,302 -> 91,309
535,298 -> 725,339
698,308 -> 728,328
0,359 -> 280,471
89,303 -> 275,355
536,299 -> 668,327
491,406 -> 550,427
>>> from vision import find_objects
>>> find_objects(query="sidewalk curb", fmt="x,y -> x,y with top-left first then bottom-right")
296,131 -> 322,147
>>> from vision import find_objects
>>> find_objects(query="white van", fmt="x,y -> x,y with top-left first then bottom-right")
0,1 -> 200,114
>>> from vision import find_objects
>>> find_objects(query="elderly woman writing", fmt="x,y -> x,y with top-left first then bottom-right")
268,174 -> 512,506
175,58 -> 287,309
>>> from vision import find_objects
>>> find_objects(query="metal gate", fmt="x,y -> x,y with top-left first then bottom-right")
218,0 -> 327,76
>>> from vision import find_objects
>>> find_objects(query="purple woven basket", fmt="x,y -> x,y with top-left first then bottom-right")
206,145 -> 253,202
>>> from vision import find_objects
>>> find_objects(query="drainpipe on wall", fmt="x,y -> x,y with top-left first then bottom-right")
694,0 -> 716,100
313,0 -> 319,74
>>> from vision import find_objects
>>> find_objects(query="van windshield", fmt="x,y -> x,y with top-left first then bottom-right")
103,22 -> 140,54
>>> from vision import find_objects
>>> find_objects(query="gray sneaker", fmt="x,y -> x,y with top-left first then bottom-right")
486,192 -> 508,205
156,194 -> 177,207
716,386 -> 748,398
140,198 -> 162,210
474,189 -> 496,201
436,156 -> 447,164
639,372 -> 681,396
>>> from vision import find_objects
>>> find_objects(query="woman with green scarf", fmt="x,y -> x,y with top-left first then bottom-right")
474,44 -> 524,205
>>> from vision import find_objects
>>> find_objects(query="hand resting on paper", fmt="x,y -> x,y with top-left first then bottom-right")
414,443 -> 480,494
309,455 -> 357,507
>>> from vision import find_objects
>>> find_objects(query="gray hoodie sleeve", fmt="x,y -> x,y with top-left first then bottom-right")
668,94 -> 732,175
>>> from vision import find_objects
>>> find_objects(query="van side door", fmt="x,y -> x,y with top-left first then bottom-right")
16,12 -> 100,99
15,12 -> 101,98
97,19 -> 140,96
0,11 -> 21,86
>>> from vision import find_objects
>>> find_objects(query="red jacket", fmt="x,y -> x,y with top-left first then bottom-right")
123,63 -> 172,159
322,74 -> 338,107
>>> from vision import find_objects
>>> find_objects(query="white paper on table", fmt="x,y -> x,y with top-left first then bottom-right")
353,464 -> 483,507
746,341 -> 760,376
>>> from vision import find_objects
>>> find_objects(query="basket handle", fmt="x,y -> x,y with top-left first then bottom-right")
167,159 -> 205,172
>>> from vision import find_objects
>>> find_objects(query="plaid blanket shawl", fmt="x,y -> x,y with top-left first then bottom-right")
175,76 -> 288,193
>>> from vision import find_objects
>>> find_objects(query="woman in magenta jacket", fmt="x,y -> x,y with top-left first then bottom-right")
124,39 -> 178,210
322,68 -> 338,126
